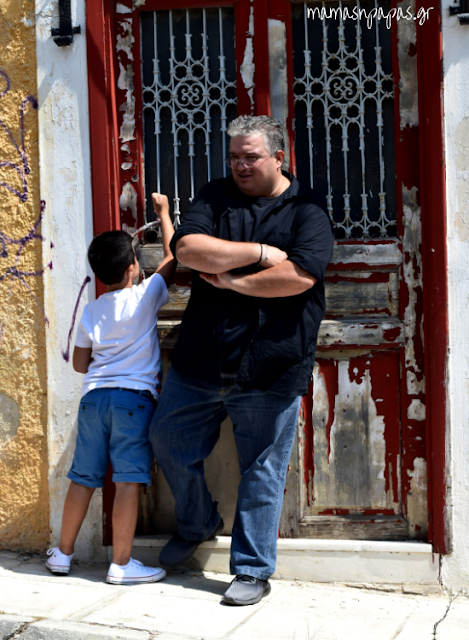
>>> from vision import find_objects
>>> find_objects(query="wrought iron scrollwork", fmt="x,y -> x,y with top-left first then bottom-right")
142,9 -> 237,228
294,1 -> 395,238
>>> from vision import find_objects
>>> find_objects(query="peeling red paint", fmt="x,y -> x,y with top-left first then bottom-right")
328,263 -> 401,272
318,508 -> 351,516
114,0 -> 146,229
317,508 -> 398,516
390,7 -> 430,540
361,308 -> 392,316
325,272 -> 392,285
317,361 -> 338,460
317,344 -> 398,353
383,327 -> 401,342
332,240 -> 398,246
302,392 -> 314,507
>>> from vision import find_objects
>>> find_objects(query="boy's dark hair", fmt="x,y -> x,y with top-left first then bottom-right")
88,231 -> 135,285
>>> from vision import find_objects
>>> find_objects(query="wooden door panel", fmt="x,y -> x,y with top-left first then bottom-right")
325,271 -> 399,317
303,353 -> 401,515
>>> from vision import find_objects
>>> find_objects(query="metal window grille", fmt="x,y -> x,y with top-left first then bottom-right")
141,8 -> 237,228
293,0 -> 397,239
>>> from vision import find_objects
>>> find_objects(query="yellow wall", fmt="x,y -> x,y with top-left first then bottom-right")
0,0 -> 49,551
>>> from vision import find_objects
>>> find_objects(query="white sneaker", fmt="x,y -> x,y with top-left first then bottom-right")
107,557 -> 166,585
46,547 -> 74,574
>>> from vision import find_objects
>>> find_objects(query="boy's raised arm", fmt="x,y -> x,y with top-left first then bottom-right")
152,193 -> 177,287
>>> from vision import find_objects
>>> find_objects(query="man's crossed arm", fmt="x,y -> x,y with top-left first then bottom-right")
175,234 -> 316,298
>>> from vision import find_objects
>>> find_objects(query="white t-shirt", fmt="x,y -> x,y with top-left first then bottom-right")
75,273 -> 169,399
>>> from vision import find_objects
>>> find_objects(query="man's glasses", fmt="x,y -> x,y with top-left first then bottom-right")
224,154 -> 274,169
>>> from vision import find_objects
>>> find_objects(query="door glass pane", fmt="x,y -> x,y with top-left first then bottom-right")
140,8 -> 237,227
292,1 -> 397,239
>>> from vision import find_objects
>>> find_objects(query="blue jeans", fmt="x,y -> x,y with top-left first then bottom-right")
149,367 -> 301,580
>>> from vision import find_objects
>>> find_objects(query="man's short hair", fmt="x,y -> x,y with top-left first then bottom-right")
88,230 -> 135,285
227,115 -> 287,168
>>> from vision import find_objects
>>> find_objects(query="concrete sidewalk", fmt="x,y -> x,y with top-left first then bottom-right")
0,551 -> 467,640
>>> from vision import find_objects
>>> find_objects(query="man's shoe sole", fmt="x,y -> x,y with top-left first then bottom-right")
223,581 -> 271,606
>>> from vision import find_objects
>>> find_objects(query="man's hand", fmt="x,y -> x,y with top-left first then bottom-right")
199,272 -> 233,289
199,244 -> 288,289
200,260 -> 316,298
259,245 -> 288,269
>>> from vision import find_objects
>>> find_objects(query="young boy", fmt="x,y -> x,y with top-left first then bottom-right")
46,193 -> 176,584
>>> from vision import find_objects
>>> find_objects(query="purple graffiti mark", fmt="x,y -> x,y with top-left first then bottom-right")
0,72 -> 51,347
62,275 -> 91,362
0,200 -> 52,343
0,69 -> 38,203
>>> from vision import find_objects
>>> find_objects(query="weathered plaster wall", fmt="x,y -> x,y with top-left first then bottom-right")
441,0 -> 469,593
0,0 -> 49,551
35,0 -> 106,561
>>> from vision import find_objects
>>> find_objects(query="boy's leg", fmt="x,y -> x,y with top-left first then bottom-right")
50,389 -> 111,570
59,481 -> 95,555
107,388 -> 155,563
111,482 -> 140,566
106,389 -> 165,584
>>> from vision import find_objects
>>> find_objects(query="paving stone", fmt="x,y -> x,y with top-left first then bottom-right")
229,591 -> 418,640
0,552 -> 21,560
385,598 -> 452,639
435,599 -> 469,640
0,576 -> 124,620
0,615 -> 34,640
0,621 -> 21,639
22,620 -> 152,640
83,590 -> 254,638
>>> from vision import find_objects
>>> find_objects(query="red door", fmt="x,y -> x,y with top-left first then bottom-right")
86,0 -> 447,551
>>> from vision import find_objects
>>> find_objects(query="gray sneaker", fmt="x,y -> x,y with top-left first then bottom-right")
223,574 -> 271,605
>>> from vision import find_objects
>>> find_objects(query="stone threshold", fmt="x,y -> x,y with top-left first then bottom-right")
121,536 -> 440,585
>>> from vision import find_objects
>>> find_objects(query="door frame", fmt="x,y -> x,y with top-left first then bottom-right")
85,0 -> 448,553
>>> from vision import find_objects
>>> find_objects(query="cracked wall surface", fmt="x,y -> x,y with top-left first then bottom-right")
0,0 -> 49,552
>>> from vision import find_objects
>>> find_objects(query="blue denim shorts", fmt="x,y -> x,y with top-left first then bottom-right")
68,387 -> 155,488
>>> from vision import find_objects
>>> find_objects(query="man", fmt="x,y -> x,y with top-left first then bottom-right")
149,115 -> 334,605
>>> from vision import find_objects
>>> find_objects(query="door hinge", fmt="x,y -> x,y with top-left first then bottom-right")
51,0 -> 81,47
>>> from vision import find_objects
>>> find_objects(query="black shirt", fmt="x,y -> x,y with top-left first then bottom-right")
169,173 -> 334,397
222,194 -> 283,371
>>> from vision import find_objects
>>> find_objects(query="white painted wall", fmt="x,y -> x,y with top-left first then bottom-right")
35,0 -> 106,562
441,0 -> 469,594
